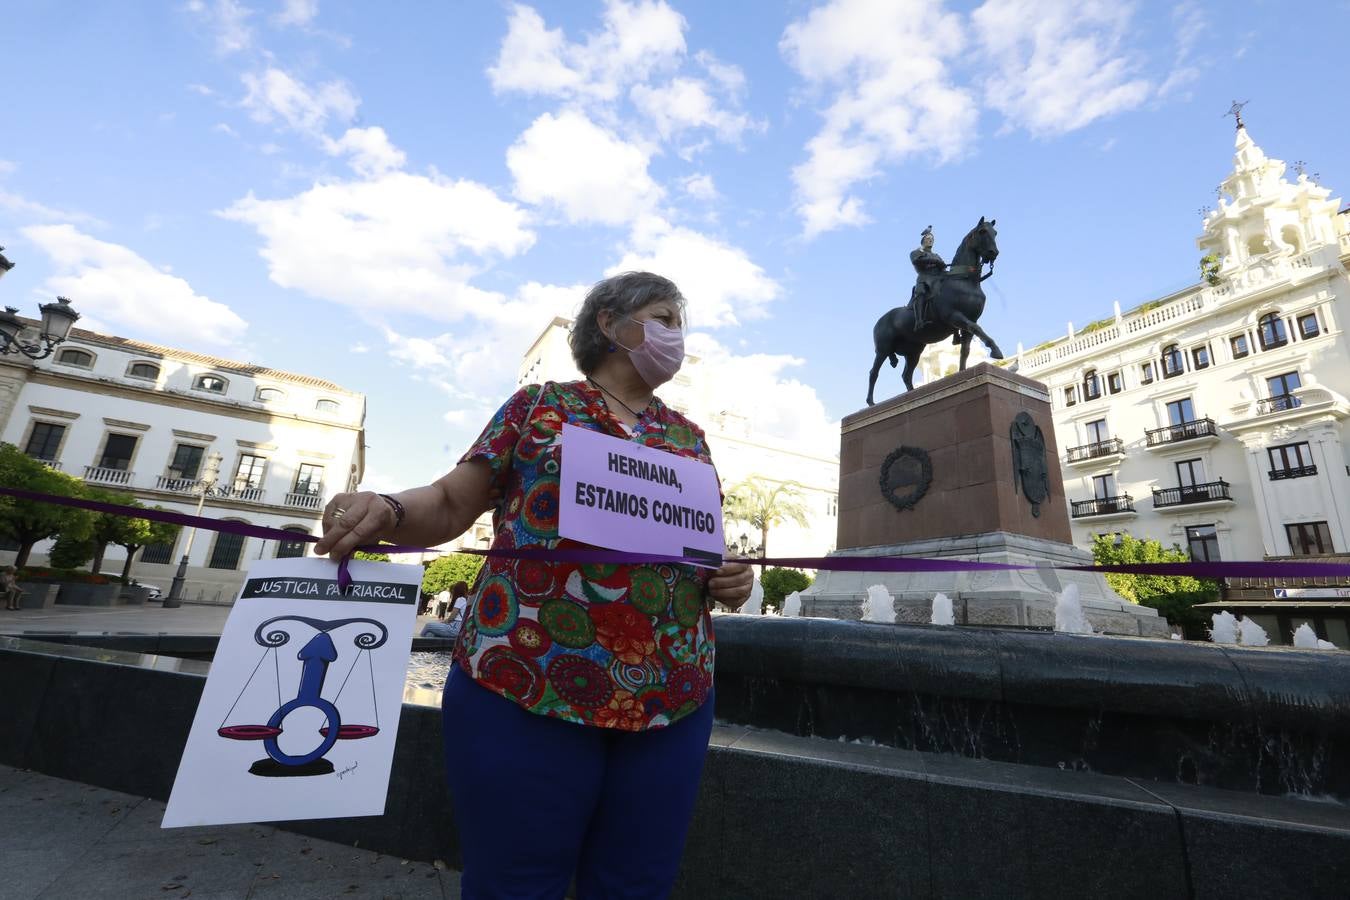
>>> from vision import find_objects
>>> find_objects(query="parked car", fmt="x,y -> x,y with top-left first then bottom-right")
128,581 -> 162,600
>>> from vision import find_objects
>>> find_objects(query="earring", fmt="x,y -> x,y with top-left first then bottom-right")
608,342 -> 616,352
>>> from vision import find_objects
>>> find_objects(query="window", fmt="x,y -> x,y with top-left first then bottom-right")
1268,442 -> 1315,479
56,348 -> 94,368
1266,371 -> 1302,410
1191,345 -> 1211,370
1162,345 -> 1184,378
1085,419 -> 1109,444
168,444 -> 205,480
1258,313 -> 1288,350
1091,474 -> 1115,499
208,531 -> 247,570
1083,370 -> 1101,401
1175,458 -> 1206,488
1140,361 -> 1155,385
256,387 -> 284,403
294,463 -> 324,496
1285,521 -> 1334,556
24,422 -> 65,461
1064,386 -> 1077,407
1165,398 -> 1196,426
1297,313 -> 1320,339
127,362 -> 159,380
194,374 -> 227,394
140,539 -> 176,565
1230,334 -> 1249,359
276,527 -> 309,559
1107,372 -> 1123,394
99,434 -> 138,471
1186,525 -> 1220,562
234,454 -> 266,490
315,399 -> 340,413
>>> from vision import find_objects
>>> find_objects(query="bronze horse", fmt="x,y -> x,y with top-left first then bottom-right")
866,217 -> 1004,405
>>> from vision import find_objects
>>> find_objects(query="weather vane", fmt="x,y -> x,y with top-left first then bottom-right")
1224,99 -> 1249,129
1198,205 -> 1211,218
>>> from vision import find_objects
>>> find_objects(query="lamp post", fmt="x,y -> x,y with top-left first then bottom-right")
0,251 -> 81,361
163,451 -> 224,609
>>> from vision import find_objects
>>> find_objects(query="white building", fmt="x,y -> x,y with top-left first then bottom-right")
518,317 -> 840,558
1012,122 -> 1350,645
0,323 -> 365,603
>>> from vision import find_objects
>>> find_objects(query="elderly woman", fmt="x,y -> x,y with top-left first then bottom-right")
316,271 -> 753,898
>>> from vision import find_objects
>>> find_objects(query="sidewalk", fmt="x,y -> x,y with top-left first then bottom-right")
0,764 -> 461,899
0,603 -> 442,637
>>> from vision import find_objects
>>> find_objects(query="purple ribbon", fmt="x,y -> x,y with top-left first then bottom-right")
3,486 -> 1350,590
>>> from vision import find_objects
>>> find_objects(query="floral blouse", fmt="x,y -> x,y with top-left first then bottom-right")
453,380 -> 717,731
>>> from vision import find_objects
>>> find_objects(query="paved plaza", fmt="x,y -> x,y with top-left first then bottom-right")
0,602 -> 441,638
0,764 -> 461,899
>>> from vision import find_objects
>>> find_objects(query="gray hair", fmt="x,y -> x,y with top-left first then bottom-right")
569,272 -> 685,375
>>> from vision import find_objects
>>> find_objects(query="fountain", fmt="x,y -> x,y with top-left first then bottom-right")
1210,611 -> 1239,644
930,592 -> 955,626
1237,616 -> 1270,647
1053,583 -> 1093,635
860,585 -> 896,624
1293,623 -> 1319,649
741,579 -> 763,616
782,591 -> 802,618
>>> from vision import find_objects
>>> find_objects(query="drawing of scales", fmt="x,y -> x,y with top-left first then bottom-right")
217,615 -> 388,777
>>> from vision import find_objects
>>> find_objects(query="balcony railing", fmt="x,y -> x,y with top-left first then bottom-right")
84,465 -> 133,486
1152,480 -> 1232,508
28,456 -> 62,471
285,491 -> 324,510
229,486 -> 266,503
1145,417 -> 1218,447
1066,438 -> 1124,463
1258,393 -> 1302,414
156,474 -> 202,493
1071,495 -> 1135,518
1269,465 -> 1318,481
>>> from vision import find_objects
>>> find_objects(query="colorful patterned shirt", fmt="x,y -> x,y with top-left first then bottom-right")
454,380 -> 717,731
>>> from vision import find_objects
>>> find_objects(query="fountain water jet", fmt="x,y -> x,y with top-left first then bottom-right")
1293,623 -> 1319,649
1054,583 -> 1093,635
742,579 -> 763,616
930,592 -> 955,626
1209,611 -> 1239,644
782,591 -> 802,618
861,585 -> 896,624
1237,616 -> 1270,647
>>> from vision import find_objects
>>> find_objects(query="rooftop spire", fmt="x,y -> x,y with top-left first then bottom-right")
1224,99 -> 1249,130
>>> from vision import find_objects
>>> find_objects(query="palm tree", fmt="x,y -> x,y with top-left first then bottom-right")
723,477 -> 810,557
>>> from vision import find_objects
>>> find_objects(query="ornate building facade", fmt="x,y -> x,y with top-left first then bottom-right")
0,325 -> 365,603
1013,123 -> 1350,646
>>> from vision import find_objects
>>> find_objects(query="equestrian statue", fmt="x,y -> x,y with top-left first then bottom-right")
866,217 -> 1004,405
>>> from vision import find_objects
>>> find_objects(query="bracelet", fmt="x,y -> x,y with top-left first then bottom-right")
377,493 -> 405,529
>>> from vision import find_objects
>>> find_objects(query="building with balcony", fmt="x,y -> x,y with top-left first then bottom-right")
0,325 -> 364,603
1010,122 -> 1350,646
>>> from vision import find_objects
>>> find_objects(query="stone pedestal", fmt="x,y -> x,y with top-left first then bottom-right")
803,364 -> 1168,637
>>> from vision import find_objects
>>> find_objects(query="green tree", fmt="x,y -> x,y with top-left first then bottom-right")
1091,534 -> 1219,629
112,509 -> 181,583
723,477 -> 810,557
48,532 -> 96,570
422,553 -> 485,595
0,443 -> 93,569
760,566 -> 812,612
85,488 -> 140,574
353,550 -> 392,562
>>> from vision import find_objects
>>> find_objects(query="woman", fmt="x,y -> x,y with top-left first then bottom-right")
316,271 -> 753,897
2,566 -> 21,611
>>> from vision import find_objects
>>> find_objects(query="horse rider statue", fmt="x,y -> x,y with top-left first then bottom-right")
908,225 -> 946,331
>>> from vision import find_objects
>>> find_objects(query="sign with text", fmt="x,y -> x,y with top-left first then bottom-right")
559,423 -> 724,567
163,557 -> 420,828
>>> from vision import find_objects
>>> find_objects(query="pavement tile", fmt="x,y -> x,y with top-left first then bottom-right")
105,796 -> 277,845
0,778 -> 141,851
0,848 -> 82,898
34,839 -> 263,900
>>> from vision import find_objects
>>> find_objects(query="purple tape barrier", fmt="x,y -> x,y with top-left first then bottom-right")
3,486 -> 1350,590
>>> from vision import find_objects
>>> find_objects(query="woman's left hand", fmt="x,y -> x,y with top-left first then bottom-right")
707,561 -> 754,610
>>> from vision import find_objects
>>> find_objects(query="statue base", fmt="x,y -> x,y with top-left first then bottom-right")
799,532 -> 1171,637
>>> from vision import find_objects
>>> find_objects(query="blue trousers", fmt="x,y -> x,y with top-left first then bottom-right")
442,668 -> 714,899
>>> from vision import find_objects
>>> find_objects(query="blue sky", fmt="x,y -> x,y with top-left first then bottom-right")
2,1 -> 1347,491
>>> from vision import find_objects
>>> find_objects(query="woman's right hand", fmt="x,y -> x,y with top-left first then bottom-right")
314,491 -> 398,561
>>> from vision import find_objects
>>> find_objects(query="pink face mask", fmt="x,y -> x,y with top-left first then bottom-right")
614,317 -> 685,388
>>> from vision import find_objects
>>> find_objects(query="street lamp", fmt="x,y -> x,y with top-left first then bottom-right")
163,451 -> 224,609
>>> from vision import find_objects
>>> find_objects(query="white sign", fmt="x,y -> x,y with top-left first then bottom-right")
1274,587 -> 1350,599
163,558 -> 421,828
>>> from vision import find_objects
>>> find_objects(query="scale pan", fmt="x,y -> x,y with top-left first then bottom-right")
319,724 -> 380,740
218,724 -> 281,740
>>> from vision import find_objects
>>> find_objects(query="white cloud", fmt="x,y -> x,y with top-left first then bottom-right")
781,0 -> 977,238
0,160 -> 15,177
275,0 -> 319,27
322,126 -> 406,177
972,0 -> 1152,135
507,111 -> 662,226
22,224 -> 248,348
609,217 -> 779,327
220,172 -> 535,322
681,174 -> 717,201
213,122 -> 239,137
488,1 -> 687,102
0,190 -> 104,227
241,67 -> 359,134
629,77 -> 754,143
186,0 -> 254,55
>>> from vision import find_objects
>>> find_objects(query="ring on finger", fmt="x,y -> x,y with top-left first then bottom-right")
333,507 -> 348,520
